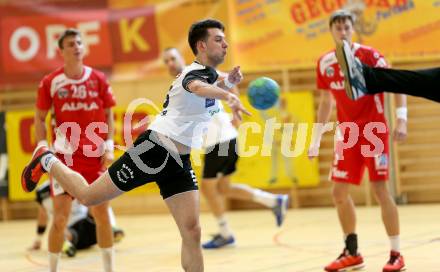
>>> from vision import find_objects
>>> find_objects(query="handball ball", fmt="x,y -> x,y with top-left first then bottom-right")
247,77 -> 280,110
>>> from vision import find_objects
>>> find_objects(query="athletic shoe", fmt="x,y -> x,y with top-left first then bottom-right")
21,145 -> 52,193
62,240 -> 77,257
335,40 -> 368,100
383,251 -> 405,272
202,234 -> 235,249
272,194 -> 289,227
324,249 -> 365,272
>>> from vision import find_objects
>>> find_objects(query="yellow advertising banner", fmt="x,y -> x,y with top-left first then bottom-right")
229,0 -> 440,71
231,91 -> 319,189
6,110 -> 36,201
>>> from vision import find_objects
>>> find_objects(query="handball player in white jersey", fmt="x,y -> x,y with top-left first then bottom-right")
163,47 -> 289,250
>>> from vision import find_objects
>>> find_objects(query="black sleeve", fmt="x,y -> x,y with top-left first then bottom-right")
182,66 -> 219,92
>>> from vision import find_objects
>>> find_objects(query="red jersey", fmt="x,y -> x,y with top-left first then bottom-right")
36,66 -> 116,156
316,43 -> 388,128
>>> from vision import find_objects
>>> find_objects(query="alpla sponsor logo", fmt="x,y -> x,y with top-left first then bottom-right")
61,101 -> 99,111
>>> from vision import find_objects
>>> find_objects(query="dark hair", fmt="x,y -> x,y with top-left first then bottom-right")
58,29 -> 81,49
188,19 -> 225,55
329,9 -> 355,27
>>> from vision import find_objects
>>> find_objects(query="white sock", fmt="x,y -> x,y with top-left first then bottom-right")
252,189 -> 277,208
49,252 -> 60,272
389,235 -> 400,252
217,216 -> 233,238
101,246 -> 115,272
41,153 -> 59,172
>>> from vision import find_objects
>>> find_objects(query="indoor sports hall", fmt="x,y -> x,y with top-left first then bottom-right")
1,0 -> 439,271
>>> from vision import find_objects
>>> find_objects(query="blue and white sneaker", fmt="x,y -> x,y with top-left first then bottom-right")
202,234 -> 235,249
272,194 -> 289,227
335,40 -> 368,100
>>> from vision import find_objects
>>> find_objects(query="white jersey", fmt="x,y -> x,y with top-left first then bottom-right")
203,101 -> 238,148
149,61 -> 221,149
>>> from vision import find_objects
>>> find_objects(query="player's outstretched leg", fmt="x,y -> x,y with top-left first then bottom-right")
22,146 -> 124,206
337,40 -> 440,103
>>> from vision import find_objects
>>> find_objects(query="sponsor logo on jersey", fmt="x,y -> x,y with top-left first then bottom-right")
190,170 -> 198,186
332,167 -> 348,179
374,52 -> 380,59
374,154 -> 388,170
330,80 -> 344,90
205,98 -> 215,108
87,80 -> 98,89
61,101 -> 99,112
326,66 -> 335,77
116,163 -> 134,183
209,108 -> 220,116
88,91 -> 99,98
58,88 -> 69,99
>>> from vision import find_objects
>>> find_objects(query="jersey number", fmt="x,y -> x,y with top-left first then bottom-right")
72,85 -> 87,99
161,86 -> 172,116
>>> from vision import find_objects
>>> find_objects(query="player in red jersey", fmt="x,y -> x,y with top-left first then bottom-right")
309,10 -> 407,272
34,29 -> 116,272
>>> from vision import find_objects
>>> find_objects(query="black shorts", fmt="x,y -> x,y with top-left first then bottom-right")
203,138 -> 238,179
108,130 -> 198,199
69,215 -> 97,249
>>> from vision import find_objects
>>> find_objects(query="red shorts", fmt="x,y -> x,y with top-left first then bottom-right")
330,134 -> 389,185
50,153 -> 105,196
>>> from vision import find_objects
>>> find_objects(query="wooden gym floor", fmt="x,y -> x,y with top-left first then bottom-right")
1,204 -> 439,271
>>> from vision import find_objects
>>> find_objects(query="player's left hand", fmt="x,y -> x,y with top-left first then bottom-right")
393,118 -> 407,142
101,150 -> 114,166
227,66 -> 243,85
